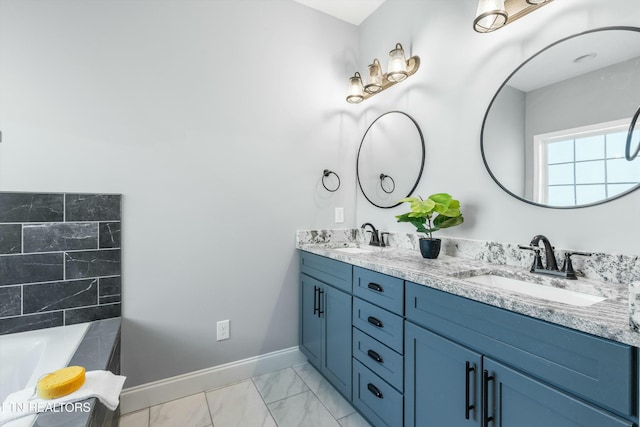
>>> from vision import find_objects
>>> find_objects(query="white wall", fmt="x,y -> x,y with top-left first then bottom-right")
0,0 -> 359,386
355,0 -> 640,256
483,84 -> 526,197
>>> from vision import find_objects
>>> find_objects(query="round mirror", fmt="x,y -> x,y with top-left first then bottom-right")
357,111 -> 425,208
482,27 -> 640,208
626,105 -> 640,160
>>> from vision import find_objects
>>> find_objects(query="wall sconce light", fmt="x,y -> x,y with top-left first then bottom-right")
346,43 -> 420,104
473,0 -> 553,33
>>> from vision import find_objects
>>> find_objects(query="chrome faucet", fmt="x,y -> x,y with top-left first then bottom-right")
361,223 -> 384,247
519,234 -> 592,280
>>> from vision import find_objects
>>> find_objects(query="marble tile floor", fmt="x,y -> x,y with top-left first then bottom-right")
119,363 -> 372,427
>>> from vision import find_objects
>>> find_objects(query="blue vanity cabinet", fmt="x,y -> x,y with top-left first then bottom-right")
483,358 -> 633,427
300,252 -> 353,399
300,274 -> 323,367
405,321 -> 482,427
351,267 -> 405,427
405,281 -> 637,427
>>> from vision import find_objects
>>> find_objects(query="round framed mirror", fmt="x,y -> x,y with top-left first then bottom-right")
357,111 -> 425,208
481,27 -> 640,208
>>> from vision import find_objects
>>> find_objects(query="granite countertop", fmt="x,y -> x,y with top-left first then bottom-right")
298,241 -> 639,347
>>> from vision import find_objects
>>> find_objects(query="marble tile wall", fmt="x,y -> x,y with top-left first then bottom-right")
0,192 -> 121,335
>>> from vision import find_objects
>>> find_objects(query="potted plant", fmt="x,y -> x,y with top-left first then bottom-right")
396,193 -> 464,259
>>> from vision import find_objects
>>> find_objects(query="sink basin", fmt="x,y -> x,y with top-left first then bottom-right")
463,274 -> 606,307
334,247 -> 373,254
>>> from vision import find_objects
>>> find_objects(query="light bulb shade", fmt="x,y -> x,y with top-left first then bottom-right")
387,43 -> 408,83
346,72 -> 364,104
364,59 -> 383,94
474,0 -> 508,33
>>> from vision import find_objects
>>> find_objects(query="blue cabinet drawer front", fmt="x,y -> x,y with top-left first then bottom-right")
353,298 -> 404,353
353,327 -> 404,392
405,282 -> 636,417
300,251 -> 352,293
353,267 -> 404,315
353,359 -> 403,427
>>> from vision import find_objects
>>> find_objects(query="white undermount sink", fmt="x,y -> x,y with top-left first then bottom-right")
463,274 -> 606,307
334,247 -> 373,254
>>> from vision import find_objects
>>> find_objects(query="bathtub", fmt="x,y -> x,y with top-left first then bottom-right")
0,323 -> 89,427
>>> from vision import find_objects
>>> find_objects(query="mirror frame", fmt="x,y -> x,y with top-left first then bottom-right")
480,26 -> 640,209
357,111 -> 425,209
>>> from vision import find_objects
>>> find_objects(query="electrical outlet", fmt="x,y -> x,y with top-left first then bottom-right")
216,320 -> 230,341
335,207 -> 344,223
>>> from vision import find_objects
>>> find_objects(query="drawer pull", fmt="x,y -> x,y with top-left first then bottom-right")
465,361 -> 476,420
318,289 -> 325,316
482,370 -> 495,427
367,349 -> 383,363
367,316 -> 383,328
367,282 -> 383,292
367,383 -> 383,399
313,286 -> 319,315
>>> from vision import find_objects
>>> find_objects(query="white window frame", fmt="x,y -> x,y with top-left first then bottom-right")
532,118 -> 632,205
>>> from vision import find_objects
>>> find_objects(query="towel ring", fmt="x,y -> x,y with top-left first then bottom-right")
322,169 -> 341,192
625,105 -> 640,161
379,173 -> 395,194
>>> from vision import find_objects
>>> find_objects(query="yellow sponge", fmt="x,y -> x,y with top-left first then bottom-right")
37,366 -> 86,400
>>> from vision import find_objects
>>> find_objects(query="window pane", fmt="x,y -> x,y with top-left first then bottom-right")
548,163 -> 574,185
606,131 -> 627,159
575,135 -> 604,161
548,186 -> 575,206
575,160 -> 605,184
576,185 -> 606,204
607,158 -> 640,183
547,140 -> 573,164
608,183 -> 637,197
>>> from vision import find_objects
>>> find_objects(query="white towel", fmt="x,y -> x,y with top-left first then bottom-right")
0,370 -> 126,426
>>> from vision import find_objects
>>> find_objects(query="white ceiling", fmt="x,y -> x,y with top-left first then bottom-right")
508,30 -> 640,92
292,0 -> 386,25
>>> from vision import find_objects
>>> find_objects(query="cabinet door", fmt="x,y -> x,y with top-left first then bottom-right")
300,274 -> 322,368
405,322 -> 482,427
323,285 -> 352,399
483,358 -> 633,427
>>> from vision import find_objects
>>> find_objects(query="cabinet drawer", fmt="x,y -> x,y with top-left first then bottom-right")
353,298 -> 403,353
406,282 -> 637,417
353,327 -> 404,392
353,267 -> 404,315
353,359 -> 403,427
300,251 -> 352,293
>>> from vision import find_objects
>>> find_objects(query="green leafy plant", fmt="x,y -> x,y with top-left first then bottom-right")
396,193 -> 464,239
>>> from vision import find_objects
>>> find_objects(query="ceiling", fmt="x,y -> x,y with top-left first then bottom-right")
507,29 -> 640,92
292,0 -> 386,25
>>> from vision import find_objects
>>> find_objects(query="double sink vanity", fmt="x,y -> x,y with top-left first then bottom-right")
297,230 -> 639,427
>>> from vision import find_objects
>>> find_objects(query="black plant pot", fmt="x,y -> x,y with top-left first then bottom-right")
419,238 -> 441,259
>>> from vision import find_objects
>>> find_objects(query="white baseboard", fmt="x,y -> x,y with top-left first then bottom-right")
120,346 -> 306,414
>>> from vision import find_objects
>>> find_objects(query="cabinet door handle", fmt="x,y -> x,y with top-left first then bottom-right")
482,370 -> 494,427
367,282 -> 383,292
367,316 -> 383,328
367,383 -> 383,399
367,349 -> 383,363
318,289 -> 325,316
313,286 -> 319,315
465,362 -> 475,420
